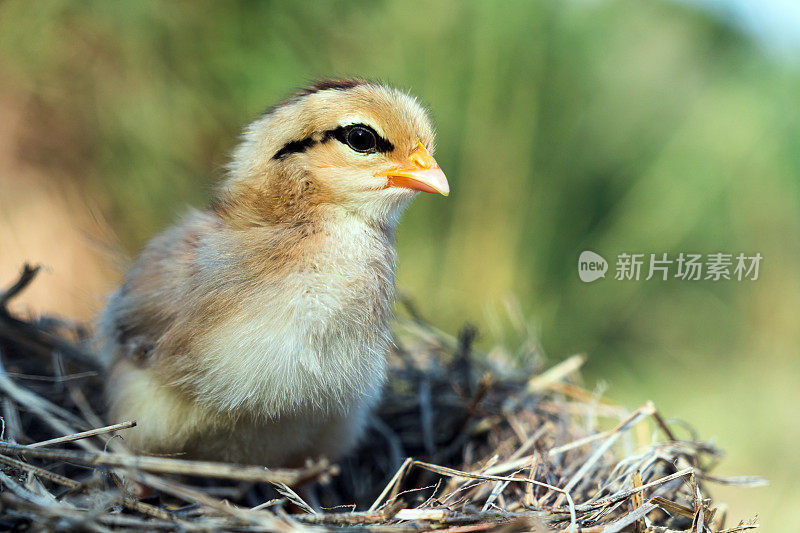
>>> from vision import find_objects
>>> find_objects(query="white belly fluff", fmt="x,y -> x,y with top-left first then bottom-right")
110,278 -> 390,466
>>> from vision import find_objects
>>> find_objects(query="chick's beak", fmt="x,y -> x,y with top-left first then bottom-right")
377,142 -> 449,196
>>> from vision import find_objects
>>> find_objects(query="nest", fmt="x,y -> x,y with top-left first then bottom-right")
0,265 -> 763,532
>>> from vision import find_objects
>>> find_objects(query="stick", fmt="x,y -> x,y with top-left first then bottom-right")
132,471 -> 284,529
368,457 -> 412,511
409,460 -> 578,530
0,441 -> 329,485
29,421 -> 137,448
553,402 -> 655,507
527,354 -> 585,393
0,264 -> 40,308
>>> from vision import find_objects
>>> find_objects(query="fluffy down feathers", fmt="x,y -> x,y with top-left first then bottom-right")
96,80 -> 443,466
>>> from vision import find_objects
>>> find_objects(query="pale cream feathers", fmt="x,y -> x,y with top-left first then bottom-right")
96,80 -> 448,466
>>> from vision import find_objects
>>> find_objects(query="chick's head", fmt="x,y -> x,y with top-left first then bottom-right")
220,79 -> 448,226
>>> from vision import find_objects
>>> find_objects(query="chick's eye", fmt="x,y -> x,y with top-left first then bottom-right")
346,126 -> 377,153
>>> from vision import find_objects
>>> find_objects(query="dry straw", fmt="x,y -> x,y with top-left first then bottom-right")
0,265 -> 764,531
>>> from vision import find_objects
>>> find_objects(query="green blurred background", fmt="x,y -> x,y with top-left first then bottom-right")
1,0 -> 798,528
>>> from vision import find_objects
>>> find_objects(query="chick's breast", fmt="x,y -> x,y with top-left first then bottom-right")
98,210 -> 394,466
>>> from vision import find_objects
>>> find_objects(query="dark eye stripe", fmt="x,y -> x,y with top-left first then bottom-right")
272,137 -> 316,159
272,123 -> 394,160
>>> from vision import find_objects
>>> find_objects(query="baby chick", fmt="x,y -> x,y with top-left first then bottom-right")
95,79 -> 448,466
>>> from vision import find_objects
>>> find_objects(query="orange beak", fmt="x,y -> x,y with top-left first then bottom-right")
377,142 -> 449,196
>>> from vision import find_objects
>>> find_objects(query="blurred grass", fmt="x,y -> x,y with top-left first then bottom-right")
1,0 -> 798,527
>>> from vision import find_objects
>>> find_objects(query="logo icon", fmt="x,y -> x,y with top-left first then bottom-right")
578,251 -> 608,282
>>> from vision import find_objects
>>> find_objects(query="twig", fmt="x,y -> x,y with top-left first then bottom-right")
369,457 -> 412,511
0,265 -> 100,369
29,420 -> 137,448
527,354 -> 585,393
0,313 -> 101,370
0,451 -> 177,522
410,460 -> 578,529
0,264 -> 41,308
0,353 -> 97,452
132,471 -> 287,529
296,500 -> 405,525
270,482 -> 316,514
0,452 -> 80,488
0,441 -> 330,484
601,502 -> 657,533
554,402 -> 655,507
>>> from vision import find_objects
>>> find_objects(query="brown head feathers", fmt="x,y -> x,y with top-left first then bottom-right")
214,79 -> 435,228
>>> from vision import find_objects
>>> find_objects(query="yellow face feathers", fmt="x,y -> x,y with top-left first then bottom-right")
219,80 -> 448,226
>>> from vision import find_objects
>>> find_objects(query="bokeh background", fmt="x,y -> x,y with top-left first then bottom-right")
1,0 -> 798,527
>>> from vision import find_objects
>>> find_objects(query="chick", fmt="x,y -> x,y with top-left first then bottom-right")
95,79 -> 449,466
